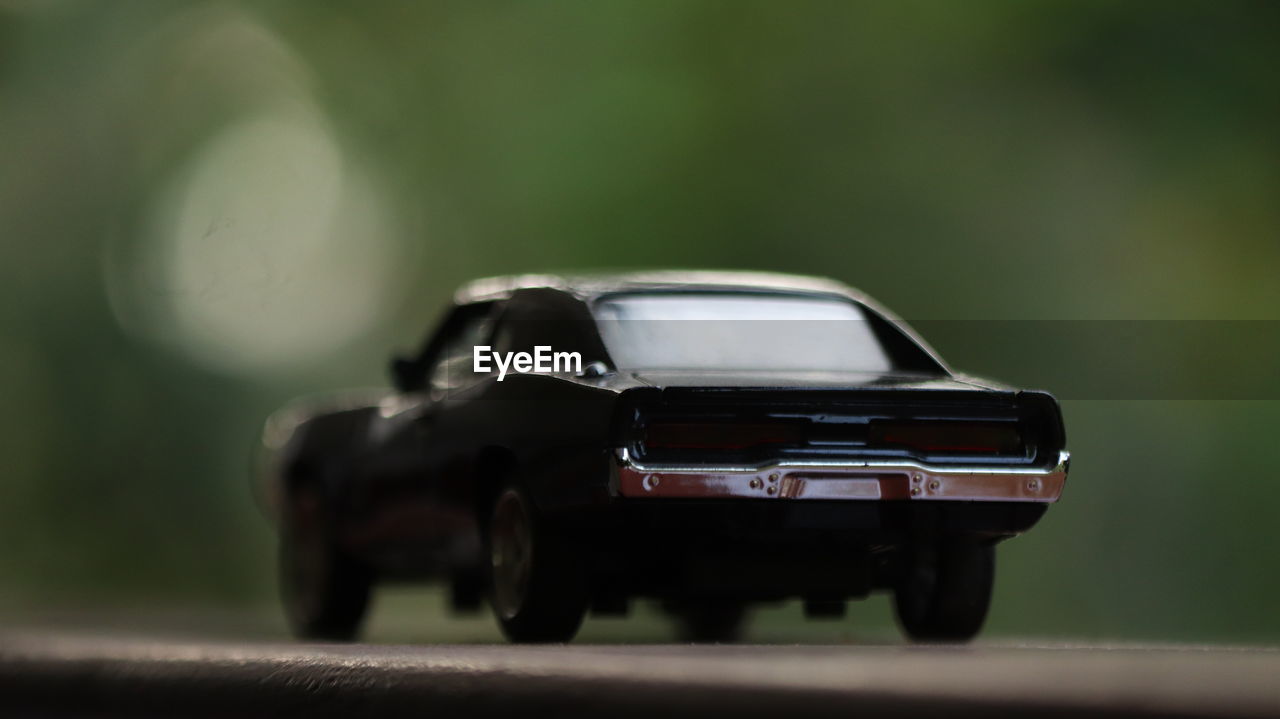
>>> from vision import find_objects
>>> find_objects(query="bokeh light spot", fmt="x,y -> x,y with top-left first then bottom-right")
144,106 -> 396,375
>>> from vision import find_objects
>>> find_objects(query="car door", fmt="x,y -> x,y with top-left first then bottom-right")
353,301 -> 500,566
415,301 -> 502,491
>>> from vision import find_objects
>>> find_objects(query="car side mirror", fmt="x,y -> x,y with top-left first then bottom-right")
390,356 -> 423,392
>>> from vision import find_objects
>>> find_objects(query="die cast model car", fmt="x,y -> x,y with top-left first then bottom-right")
259,271 -> 1069,643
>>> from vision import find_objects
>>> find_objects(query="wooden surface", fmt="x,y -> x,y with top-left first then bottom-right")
2,631 -> 1278,718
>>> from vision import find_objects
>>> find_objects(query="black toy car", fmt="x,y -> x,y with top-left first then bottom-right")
259,271 -> 1068,643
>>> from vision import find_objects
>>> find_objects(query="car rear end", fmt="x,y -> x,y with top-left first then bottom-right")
614,385 -> 1067,504
600,383 -> 1068,602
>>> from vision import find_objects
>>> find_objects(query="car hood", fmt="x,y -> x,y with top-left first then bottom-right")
624,369 -> 1010,392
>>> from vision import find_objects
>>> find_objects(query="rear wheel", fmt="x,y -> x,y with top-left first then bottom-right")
893,537 -> 994,643
279,486 -> 371,641
488,485 -> 588,643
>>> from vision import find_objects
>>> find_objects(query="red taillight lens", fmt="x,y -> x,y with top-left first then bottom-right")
869,421 -> 1022,453
642,422 -> 806,450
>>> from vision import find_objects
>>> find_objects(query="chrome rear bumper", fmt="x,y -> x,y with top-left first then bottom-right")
615,450 -> 1069,503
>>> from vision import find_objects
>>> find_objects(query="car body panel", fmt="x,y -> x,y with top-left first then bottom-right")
260,271 -> 1068,595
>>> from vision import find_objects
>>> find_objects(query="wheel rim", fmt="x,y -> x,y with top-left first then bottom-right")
490,489 -> 533,621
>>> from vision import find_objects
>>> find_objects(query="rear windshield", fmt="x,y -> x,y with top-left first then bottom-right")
593,292 -> 897,372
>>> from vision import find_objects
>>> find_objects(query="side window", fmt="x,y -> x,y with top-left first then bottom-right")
427,304 -> 498,392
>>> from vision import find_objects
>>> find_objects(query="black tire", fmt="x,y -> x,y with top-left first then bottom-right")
672,600 -> 748,643
488,484 -> 588,643
279,487 -> 371,641
893,537 -> 994,643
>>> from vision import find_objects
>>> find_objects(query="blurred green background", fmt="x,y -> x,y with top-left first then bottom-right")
2,0 -> 1279,644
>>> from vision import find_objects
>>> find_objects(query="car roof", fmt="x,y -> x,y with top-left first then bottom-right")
453,270 -> 953,375
454,270 -> 861,304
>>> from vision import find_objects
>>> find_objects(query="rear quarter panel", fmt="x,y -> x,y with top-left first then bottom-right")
460,373 -> 623,515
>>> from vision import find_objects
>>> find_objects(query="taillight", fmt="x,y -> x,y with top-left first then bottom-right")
868,420 -> 1022,453
642,421 -> 807,450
